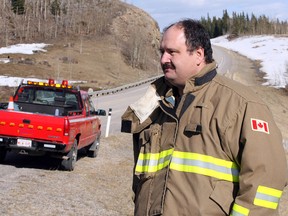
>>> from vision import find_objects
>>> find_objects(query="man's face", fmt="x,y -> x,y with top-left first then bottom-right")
160,26 -> 204,89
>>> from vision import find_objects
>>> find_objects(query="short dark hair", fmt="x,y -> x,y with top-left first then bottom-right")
163,19 -> 213,63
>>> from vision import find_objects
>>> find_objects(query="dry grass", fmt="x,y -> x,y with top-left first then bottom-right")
0,35 -> 159,101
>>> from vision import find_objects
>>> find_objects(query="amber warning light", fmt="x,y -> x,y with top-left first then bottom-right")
27,79 -> 72,89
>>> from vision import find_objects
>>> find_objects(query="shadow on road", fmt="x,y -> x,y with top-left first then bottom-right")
1,149 -> 88,171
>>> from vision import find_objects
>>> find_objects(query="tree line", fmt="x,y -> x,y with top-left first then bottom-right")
0,0 -> 125,46
200,10 -> 288,38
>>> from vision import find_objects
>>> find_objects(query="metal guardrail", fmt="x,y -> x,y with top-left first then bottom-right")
89,75 -> 163,97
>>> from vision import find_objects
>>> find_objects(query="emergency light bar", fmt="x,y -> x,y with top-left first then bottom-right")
27,79 -> 72,89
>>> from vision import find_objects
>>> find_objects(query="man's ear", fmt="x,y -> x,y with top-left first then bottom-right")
195,47 -> 205,65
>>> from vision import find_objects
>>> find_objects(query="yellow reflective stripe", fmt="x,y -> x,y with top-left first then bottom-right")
254,185 -> 282,209
135,150 -> 240,182
170,151 -> 239,182
230,203 -> 250,216
257,186 -> 283,198
135,149 -> 173,173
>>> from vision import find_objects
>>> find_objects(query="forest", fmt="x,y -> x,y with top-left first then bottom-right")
200,10 -> 288,38
0,0 -> 126,47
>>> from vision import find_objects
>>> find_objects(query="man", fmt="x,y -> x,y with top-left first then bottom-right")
121,19 -> 287,216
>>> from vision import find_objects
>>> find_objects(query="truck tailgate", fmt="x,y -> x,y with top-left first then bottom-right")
0,110 -> 66,142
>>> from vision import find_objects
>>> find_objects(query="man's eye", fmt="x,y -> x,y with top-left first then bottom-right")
169,50 -> 176,55
159,49 -> 176,56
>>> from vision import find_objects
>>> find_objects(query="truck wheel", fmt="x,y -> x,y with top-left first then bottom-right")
88,138 -> 100,158
0,147 -> 7,163
61,139 -> 78,171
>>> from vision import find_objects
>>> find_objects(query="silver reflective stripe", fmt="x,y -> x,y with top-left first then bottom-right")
255,192 -> 280,203
170,151 -> 239,182
171,157 -> 239,176
253,185 -> 282,209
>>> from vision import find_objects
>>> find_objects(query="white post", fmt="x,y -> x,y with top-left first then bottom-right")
105,108 -> 112,137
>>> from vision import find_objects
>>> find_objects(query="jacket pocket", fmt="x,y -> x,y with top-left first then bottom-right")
183,102 -> 206,137
140,123 -> 162,153
134,175 -> 154,215
135,124 -> 162,180
184,123 -> 202,136
209,181 -> 238,215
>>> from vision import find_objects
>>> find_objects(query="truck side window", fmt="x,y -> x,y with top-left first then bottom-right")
85,99 -> 90,116
88,98 -> 96,113
83,97 -> 95,116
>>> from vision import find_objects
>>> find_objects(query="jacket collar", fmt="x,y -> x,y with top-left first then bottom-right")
183,61 -> 217,94
152,61 -> 217,108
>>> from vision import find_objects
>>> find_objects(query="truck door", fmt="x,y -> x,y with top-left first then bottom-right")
82,97 -> 97,147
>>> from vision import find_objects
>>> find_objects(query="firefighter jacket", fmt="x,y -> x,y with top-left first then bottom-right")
121,61 -> 288,216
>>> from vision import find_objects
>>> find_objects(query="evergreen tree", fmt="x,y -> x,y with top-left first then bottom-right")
222,10 -> 229,34
11,0 -> 25,15
199,10 -> 288,38
50,0 -> 61,16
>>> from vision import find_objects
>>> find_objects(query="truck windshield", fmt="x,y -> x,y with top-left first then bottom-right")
17,87 -> 77,105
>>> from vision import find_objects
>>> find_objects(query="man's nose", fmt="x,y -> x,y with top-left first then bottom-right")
160,52 -> 170,64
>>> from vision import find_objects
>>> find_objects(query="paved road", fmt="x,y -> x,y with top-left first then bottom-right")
91,46 -> 233,135
92,82 -> 151,135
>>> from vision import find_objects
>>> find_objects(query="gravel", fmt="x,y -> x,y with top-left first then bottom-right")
0,133 -> 134,216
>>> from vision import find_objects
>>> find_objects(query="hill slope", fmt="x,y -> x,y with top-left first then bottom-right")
0,0 -> 161,99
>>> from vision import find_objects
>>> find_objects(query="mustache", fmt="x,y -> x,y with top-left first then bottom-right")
162,62 -> 175,71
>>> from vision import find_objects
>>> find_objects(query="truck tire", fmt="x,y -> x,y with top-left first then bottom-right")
88,137 -> 100,158
0,147 -> 7,163
61,139 -> 78,171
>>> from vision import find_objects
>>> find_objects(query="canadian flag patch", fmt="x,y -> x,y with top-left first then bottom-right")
251,118 -> 269,134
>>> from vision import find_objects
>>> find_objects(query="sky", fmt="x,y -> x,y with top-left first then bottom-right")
125,0 -> 288,30
0,36 -> 287,88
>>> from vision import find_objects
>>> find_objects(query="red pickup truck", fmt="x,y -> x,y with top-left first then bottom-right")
0,79 -> 106,171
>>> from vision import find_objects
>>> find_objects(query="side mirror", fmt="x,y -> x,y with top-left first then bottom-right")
93,109 -> 106,116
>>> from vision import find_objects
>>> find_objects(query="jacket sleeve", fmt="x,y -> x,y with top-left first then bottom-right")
121,84 -> 162,200
225,101 -> 287,216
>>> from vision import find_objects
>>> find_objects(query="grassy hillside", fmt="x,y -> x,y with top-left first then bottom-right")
0,0 -> 161,101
